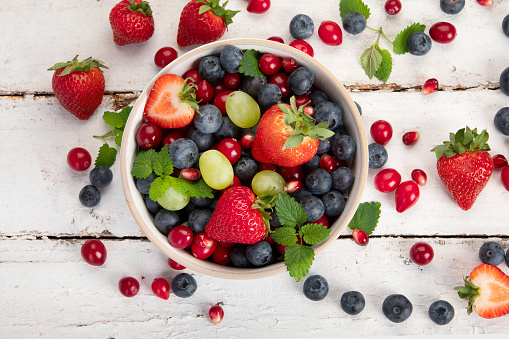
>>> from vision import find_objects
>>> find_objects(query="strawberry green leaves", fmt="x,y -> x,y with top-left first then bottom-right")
431,127 -> 491,159
239,49 -> 265,78
94,106 -> 132,167
393,23 -> 426,55
348,202 -> 381,235
339,0 -> 370,20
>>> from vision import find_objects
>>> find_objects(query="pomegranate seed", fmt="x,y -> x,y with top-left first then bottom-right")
303,106 -> 314,116
267,36 -> 284,43
402,131 -> 420,145
239,133 -> 255,149
168,258 -> 186,270
151,278 -> 170,300
477,0 -> 492,6
284,179 -> 303,193
502,166 -> 509,190
281,57 -> 298,73
180,168 -> 201,181
352,229 -> 369,246
209,305 -> 224,325
492,154 -> 508,168
411,169 -> 427,186
422,78 -> 439,95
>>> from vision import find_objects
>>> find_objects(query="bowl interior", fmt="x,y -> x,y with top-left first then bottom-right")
120,38 -> 368,280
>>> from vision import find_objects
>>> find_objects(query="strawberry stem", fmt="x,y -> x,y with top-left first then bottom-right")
47,55 -> 108,76
127,0 -> 152,16
454,276 -> 481,315
431,126 -> 491,159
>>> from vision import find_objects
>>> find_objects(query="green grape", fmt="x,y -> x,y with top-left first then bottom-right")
157,184 -> 190,211
199,150 -> 234,190
225,91 -> 261,128
251,170 -> 286,196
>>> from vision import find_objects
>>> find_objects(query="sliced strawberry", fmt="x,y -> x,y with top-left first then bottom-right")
144,74 -> 199,129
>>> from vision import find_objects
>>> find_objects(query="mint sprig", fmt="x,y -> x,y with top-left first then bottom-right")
339,0 -> 370,19
93,106 -> 132,167
393,23 -> 426,55
239,49 -> 265,79
348,202 -> 381,235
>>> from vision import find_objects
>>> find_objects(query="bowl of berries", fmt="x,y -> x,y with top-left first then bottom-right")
120,38 -> 368,280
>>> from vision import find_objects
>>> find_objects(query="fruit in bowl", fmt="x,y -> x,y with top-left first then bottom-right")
120,39 -> 368,280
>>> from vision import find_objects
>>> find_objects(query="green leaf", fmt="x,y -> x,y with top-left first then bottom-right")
374,47 -> 393,83
271,227 -> 298,246
275,193 -> 307,228
339,0 -> 370,19
283,134 -> 304,150
393,23 -> 426,55
348,201 -> 381,235
149,176 -> 172,202
131,149 -> 156,179
361,45 -> 382,79
170,177 -> 214,199
284,244 -> 315,282
310,128 -> 335,139
103,111 -> 126,129
300,223 -> 331,245
152,144 -> 173,176
238,50 -> 266,78
114,129 -> 123,147
95,143 -> 117,168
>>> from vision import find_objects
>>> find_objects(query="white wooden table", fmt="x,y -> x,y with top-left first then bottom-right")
1,0 -> 509,337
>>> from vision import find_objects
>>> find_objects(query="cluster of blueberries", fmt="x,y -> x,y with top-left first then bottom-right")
79,166 -> 114,207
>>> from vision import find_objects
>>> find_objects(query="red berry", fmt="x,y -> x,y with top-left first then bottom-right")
409,242 -> 434,265
370,120 -> 393,146
81,239 -> 107,266
168,258 -> 186,270
258,162 -> 279,172
422,78 -> 439,95
212,245 -> 232,265
162,131 -> 184,146
279,166 -> 305,181
374,168 -> 401,193
192,233 -> 217,259
212,82 -> 227,97
282,57 -> 299,73
184,69 -> 202,85
180,168 -> 201,181
402,131 -> 420,145
492,154 -> 508,168
223,73 -> 241,89
258,54 -> 282,76
294,95 -> 311,108
501,166 -> 509,191
136,121 -> 163,150
168,226 -> 194,249
320,154 -> 346,174
154,47 -> 178,68
151,278 -> 170,300
267,36 -> 284,43
352,229 -> 369,246
284,179 -> 303,193
213,90 -> 233,115
217,138 -> 242,164
384,0 -> 402,15
209,305 -> 224,325
411,169 -> 427,186
239,133 -> 255,149
429,22 -> 457,44
477,0 -> 493,6
67,147 -> 92,171
247,0 -> 270,14
395,180 -> 420,213
303,106 -> 314,116
318,21 -> 343,46
268,73 -> 290,98
119,277 -> 140,297
196,80 -> 214,103
217,240 -> 236,248
315,214 -> 329,228
289,40 -> 314,57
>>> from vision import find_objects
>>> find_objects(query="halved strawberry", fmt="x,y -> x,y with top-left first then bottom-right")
144,74 -> 199,129
455,264 -> 509,319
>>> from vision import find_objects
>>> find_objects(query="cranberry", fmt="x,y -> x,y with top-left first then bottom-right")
284,179 -> 303,193
385,0 -> 402,15
196,80 -> 214,103
258,162 -> 279,172
279,166 -> 305,181
119,277 -> 140,297
67,147 -> 92,171
268,73 -> 290,98
183,69 -> 202,85
213,90 -> 233,115
81,239 -> 107,266
217,138 -> 241,164
352,229 -> 369,246
410,242 -> 434,265
374,168 -> 401,193
492,154 -> 508,168
220,175 -> 241,193
168,226 -> 194,249
259,54 -> 282,76
402,131 -> 420,145
282,57 -> 298,73
180,168 -> 201,181
411,169 -> 427,186
370,120 -> 393,146
318,21 -> 343,46
422,78 -> 439,95
212,82 -> 227,97
168,258 -> 186,270
267,36 -> 284,43
395,180 -> 420,213
162,131 -> 184,146
223,73 -> 241,89
136,122 -> 163,150
212,245 -> 232,265
315,214 -> 329,227
192,233 -> 217,259
294,95 -> 312,108
239,133 -> 255,148
154,47 -> 178,68
209,305 -> 224,325
477,0 -> 493,6
429,22 -> 457,44
247,0 -> 270,14
320,154 -> 346,174
502,166 -> 509,191
289,40 -> 314,57
151,278 -> 170,300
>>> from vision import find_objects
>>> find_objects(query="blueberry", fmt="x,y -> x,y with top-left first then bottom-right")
168,138 -> 199,169
479,241 -> 505,266
288,67 -> 314,95
246,241 -> 273,266
234,157 -> 258,182
355,101 -> 362,115
145,195 -> 162,215
207,197 -> 220,211
214,115 -> 241,140
302,155 -> 321,172
89,166 -> 113,188
440,0 -> 465,15
193,104 -> 222,134
321,190 -> 346,217
428,300 -> 455,325
340,291 -> 365,315
342,12 -> 366,35
269,209 -> 281,228
154,209 -> 180,236
79,185 -> 100,207
382,294 -> 413,323
305,168 -> 332,194
171,273 -> 197,298
506,248 -> 509,268
290,188 -> 313,203
191,195 -> 214,207
187,128 -> 214,152
332,135 -> 356,160
317,139 -> 331,155
309,90 -> 330,107
500,68 -> 509,97
258,83 -> 282,108
219,46 -> 243,73
331,167 -> 355,193
188,208 -> 212,234
503,15 -> 509,38
406,32 -> 432,56
199,56 -> 225,83
303,275 -> 329,301
242,77 -> 268,98
289,14 -> 314,40
300,196 -> 325,222
368,143 -> 388,168
136,172 -> 156,194
314,101 -> 343,130
231,245 -> 251,268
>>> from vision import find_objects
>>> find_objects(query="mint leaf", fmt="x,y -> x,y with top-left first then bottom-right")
361,45 -> 382,79
374,47 -> 392,83
271,227 -> 297,246
149,176 -> 172,202
393,23 -> 426,55
348,202 -> 381,235
103,111 -> 125,129
95,143 -> 117,168
152,145 -> 173,176
284,244 -> 315,282
300,223 -> 331,245
239,49 -> 266,78
339,0 -> 370,19
170,177 -> 214,199
114,128 -> 123,147
275,193 -> 307,228
131,149 -> 156,179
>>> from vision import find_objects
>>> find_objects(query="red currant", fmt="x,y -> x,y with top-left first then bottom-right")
318,21 -> 343,46
267,36 -> 284,43
81,239 -> 107,266
429,22 -> 457,44
239,133 -> 255,149
168,226 -> 194,249
501,166 -> 509,191
196,80 -> 214,103
217,138 -> 241,164
67,147 -> 92,171
279,166 -> 305,181
411,169 -> 427,186
136,122 -> 163,150
422,78 -> 439,95
409,242 -> 434,265
492,154 -> 508,168
223,73 -> 241,89
374,168 -> 401,193
209,305 -> 224,325
119,277 -> 140,297
213,90 -> 233,115
402,131 -> 420,145
268,73 -> 290,98
477,0 -> 493,6
384,0 -> 402,15
282,57 -> 298,73
154,47 -> 178,68
315,214 -> 329,228
370,120 -> 393,146
151,278 -> 170,300
162,131 -> 184,147
168,258 -> 186,270
258,54 -> 282,76
212,245 -> 232,265
192,233 -> 217,259
184,69 -> 202,85
180,168 -> 201,181
395,180 -> 420,213
289,40 -> 314,57
352,229 -> 369,246
247,0 -> 270,14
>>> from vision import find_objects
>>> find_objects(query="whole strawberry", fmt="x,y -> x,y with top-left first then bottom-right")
205,186 -> 268,244
431,127 -> 493,210
177,0 -> 240,47
48,56 -> 108,120
252,96 -> 334,167
109,0 -> 154,46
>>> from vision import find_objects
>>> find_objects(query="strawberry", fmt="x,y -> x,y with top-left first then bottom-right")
109,0 -> 154,46
455,264 -> 509,319
143,74 -> 200,129
252,96 -> 334,167
48,56 -> 107,120
177,0 -> 240,47
205,186 -> 268,244
431,127 -> 493,211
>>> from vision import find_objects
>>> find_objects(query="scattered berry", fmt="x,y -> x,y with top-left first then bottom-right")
374,168 -> 401,193
168,225 -> 194,249
402,131 -> 420,145
395,180 -> 420,213
429,22 -> 457,44
494,107 -> 509,135
440,0 -> 465,15
477,0 -> 493,6
267,36 -> 284,43
318,21 -> 342,46
109,0 -> 154,46
410,242 -> 434,265
422,78 -> 439,95
500,69 -> 509,97
289,14 -> 314,40
79,185 -> 101,207
67,147 -> 92,171
172,273 -> 197,298
492,154 -> 508,168
340,291 -> 366,315
411,169 -> 427,186
342,12 -> 366,35
168,258 -> 186,270
180,168 -> 201,181
406,32 -> 432,56
154,47 -> 178,68
81,239 -> 107,266
352,229 -> 369,246
370,120 -> 393,146
247,0 -> 270,14
289,39 -> 314,57
89,166 -> 113,188
151,278 -> 170,300
429,300 -> 455,325
119,277 -> 140,297
503,15 -> 509,38
385,0 -> 401,16
368,143 -> 388,169
303,275 -> 329,301
382,294 -> 413,323
479,241 -> 505,266
502,166 -> 509,191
